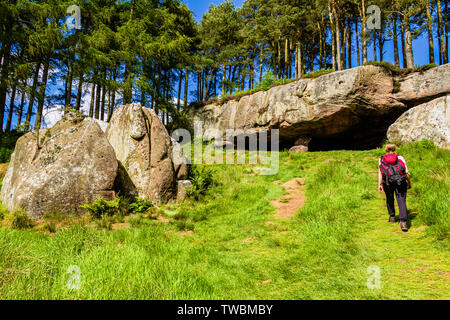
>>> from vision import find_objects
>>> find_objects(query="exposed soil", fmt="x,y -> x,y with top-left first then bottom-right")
272,178 -> 306,219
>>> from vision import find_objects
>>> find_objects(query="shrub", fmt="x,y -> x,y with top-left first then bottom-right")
302,69 -> 334,79
0,131 -> 23,163
7,209 -> 34,229
130,197 -> 154,216
393,80 -> 401,93
43,221 -> 57,233
175,220 -> 195,232
416,63 -> 438,73
81,197 -> 120,220
117,196 -> 132,217
258,71 -> 276,91
185,165 -> 215,200
0,203 -> 9,220
364,61 -> 403,75
94,216 -> 116,230
0,147 -> 14,163
364,61 -> 437,77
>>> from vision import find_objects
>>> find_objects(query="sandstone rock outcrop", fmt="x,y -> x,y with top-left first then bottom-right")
188,64 -> 450,150
106,104 -> 189,204
387,95 -> 449,149
0,113 -> 118,219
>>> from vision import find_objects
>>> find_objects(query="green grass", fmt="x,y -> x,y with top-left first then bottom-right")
0,141 -> 448,299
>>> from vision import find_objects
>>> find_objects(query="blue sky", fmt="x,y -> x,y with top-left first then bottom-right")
185,0 -> 244,22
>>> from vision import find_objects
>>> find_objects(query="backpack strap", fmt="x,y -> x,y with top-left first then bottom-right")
396,156 -> 406,176
379,156 -> 389,182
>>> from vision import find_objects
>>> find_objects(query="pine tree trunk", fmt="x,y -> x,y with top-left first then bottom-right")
6,83 -> 16,132
404,15 -> 415,69
373,32 -> 377,61
297,40 -> 302,78
184,69 -> 188,108
321,15 -> 326,68
347,19 -> 352,69
76,73 -> 83,111
89,81 -> 95,118
285,38 -> 289,80
295,47 -> 298,79
123,63 -> 132,104
341,21 -> 346,69
222,64 -> 226,96
277,40 -> 281,79
392,13 -> 400,67
107,88 -> 112,120
0,42 -> 12,133
34,59 -> 50,130
25,61 -> 41,131
95,68 -> 101,119
17,86 -> 26,130
204,70 -> 208,101
401,19 -> 408,68
426,0 -> 436,64
334,5 -> 342,71
445,0 -> 448,64
317,23 -> 323,70
355,20 -> 361,66
109,70 -> 117,121
437,0 -> 448,64
361,0 -> 368,64
101,71 -> 107,121
259,44 -> 264,84
329,1 -> 337,70
65,63 -> 73,109
177,69 -> 183,111
378,26 -> 384,61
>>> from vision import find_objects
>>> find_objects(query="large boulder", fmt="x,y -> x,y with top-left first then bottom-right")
387,95 -> 449,149
0,113 -> 118,219
188,64 -> 450,150
106,104 -> 188,204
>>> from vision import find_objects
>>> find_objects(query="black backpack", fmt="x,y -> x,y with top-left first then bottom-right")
379,154 -> 407,186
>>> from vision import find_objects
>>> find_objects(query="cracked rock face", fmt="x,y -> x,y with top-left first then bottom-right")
106,104 -> 188,204
0,113 -> 118,219
188,64 -> 450,150
388,95 -> 450,149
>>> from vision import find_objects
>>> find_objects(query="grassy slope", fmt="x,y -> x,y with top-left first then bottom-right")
0,141 -> 448,299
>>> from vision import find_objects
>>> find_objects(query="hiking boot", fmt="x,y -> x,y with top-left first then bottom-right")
401,222 -> 408,232
389,217 -> 396,223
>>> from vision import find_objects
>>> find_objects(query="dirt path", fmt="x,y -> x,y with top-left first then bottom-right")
272,178 -> 306,219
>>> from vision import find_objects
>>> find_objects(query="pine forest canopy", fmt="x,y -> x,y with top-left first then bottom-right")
0,0 -> 448,133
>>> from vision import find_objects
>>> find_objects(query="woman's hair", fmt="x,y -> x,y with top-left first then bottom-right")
385,143 -> 397,153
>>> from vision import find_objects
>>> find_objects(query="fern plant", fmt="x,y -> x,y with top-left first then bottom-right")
81,197 -> 120,220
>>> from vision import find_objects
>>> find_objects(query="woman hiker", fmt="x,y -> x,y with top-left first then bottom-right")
378,143 -> 411,232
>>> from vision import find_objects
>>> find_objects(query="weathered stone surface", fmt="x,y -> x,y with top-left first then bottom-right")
171,138 -> 189,180
387,95 -> 450,149
188,64 -> 450,150
93,119 -> 108,132
289,145 -> 309,153
177,180 -> 192,202
106,104 -> 189,204
0,113 -> 118,219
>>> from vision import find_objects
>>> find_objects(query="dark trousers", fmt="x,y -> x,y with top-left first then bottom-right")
383,182 -> 408,222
